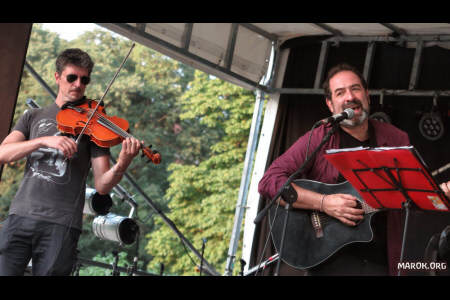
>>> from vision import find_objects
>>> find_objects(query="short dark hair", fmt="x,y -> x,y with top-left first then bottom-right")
322,63 -> 367,99
55,48 -> 94,75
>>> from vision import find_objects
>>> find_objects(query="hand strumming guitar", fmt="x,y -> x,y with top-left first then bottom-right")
289,183 -> 365,227
441,181 -> 450,199
320,193 -> 365,226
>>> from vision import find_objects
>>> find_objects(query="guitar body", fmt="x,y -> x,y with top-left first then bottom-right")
269,179 -> 377,270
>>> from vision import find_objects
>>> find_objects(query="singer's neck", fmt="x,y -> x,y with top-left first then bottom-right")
339,120 -> 369,142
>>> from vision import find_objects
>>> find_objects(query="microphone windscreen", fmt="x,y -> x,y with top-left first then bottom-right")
344,108 -> 355,119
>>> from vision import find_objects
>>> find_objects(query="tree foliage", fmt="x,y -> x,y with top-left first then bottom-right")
145,71 -> 255,276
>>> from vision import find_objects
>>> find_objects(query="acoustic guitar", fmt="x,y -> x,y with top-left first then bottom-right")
268,179 -> 379,270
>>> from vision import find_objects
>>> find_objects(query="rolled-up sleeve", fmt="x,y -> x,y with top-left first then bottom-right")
258,127 -> 324,199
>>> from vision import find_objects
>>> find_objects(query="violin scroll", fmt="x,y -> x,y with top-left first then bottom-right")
141,144 -> 161,164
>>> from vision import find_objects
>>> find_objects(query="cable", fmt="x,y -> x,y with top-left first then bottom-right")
254,200 -> 281,276
305,122 -> 322,161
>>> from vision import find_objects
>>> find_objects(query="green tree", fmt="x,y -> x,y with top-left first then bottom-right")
145,71 -> 256,276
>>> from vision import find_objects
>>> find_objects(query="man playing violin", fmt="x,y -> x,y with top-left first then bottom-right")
0,48 -> 142,275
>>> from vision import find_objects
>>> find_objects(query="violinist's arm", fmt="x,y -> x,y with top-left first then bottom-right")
91,137 -> 141,194
0,130 -> 77,164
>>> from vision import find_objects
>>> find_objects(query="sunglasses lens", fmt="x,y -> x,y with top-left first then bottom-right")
81,76 -> 90,85
66,74 -> 90,85
66,74 -> 77,83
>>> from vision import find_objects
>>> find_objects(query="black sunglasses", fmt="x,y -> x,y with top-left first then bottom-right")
66,74 -> 90,85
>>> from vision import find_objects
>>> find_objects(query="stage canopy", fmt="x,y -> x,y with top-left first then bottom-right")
99,23 -> 450,91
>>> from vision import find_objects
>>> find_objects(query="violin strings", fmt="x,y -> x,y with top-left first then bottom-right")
81,107 -> 134,139
95,115 -> 146,151
96,113 -> 131,138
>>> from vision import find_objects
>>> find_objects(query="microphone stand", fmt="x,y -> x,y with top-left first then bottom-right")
111,250 -> 120,276
239,259 -> 246,276
255,123 -> 338,275
127,231 -> 140,276
199,238 -> 206,276
127,257 -> 138,276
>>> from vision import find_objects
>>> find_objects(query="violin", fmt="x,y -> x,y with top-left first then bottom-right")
56,43 -> 161,165
56,99 -> 161,165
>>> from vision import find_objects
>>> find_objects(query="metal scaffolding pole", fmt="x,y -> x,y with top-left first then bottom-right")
223,89 -> 265,275
223,41 -> 279,276
24,61 -> 57,99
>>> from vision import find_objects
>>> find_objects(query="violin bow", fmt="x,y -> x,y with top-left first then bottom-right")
74,43 -> 136,146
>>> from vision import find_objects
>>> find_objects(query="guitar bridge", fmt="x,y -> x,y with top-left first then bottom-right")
310,211 -> 324,238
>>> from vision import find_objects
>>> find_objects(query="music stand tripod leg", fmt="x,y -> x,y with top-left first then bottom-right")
398,199 -> 413,276
383,166 -> 416,276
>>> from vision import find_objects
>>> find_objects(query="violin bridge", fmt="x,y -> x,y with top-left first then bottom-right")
310,211 -> 324,238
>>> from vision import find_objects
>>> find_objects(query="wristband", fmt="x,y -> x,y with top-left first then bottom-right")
320,194 -> 327,212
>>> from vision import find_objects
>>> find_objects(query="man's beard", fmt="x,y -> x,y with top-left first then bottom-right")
339,100 -> 370,128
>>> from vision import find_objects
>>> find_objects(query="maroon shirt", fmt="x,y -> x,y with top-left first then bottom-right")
258,119 -> 410,275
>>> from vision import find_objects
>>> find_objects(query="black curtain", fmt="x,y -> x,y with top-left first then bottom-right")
250,37 -> 450,276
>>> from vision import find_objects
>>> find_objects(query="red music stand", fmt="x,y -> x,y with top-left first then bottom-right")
324,146 -> 449,275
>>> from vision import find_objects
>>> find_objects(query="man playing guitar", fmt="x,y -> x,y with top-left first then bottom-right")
259,63 -> 419,275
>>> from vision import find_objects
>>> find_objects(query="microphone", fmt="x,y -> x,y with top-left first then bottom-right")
320,108 -> 355,125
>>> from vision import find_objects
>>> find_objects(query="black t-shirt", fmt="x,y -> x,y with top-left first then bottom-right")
10,102 -> 110,230
308,124 -> 388,275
